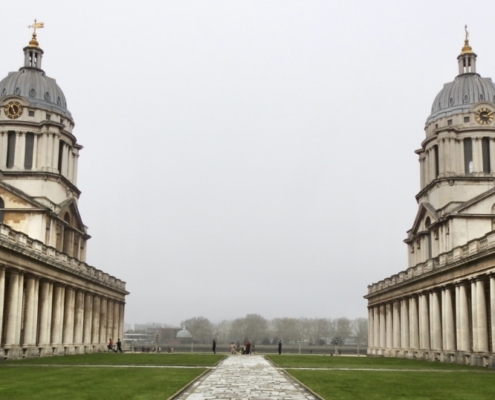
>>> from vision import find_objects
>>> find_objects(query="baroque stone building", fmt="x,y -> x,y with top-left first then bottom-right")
365,33 -> 495,367
0,28 -> 128,358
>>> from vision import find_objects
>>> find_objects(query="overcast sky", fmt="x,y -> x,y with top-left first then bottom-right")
2,1 -> 495,326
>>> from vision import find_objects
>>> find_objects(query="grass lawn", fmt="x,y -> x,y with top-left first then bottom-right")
267,355 -> 495,399
2,353 -> 225,366
289,369 -> 495,400
0,366 -> 204,400
267,354 -> 482,370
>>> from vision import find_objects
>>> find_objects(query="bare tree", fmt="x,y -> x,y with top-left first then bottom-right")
352,318 -> 368,348
213,320 -> 232,344
180,317 -> 213,344
333,317 -> 352,343
272,318 -> 302,343
228,314 -> 268,342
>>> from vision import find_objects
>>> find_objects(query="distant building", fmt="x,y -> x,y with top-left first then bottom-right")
366,32 -> 495,367
0,27 -> 128,359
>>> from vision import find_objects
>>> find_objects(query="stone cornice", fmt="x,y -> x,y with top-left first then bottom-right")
366,229 -> 495,299
0,223 -> 128,295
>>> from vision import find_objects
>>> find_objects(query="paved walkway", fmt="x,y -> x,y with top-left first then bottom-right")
175,355 -> 317,400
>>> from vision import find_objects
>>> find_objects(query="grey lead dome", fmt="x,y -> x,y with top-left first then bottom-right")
428,73 -> 495,123
0,38 -> 72,119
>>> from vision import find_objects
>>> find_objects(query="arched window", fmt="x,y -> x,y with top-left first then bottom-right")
0,197 -> 4,224
491,204 -> 495,231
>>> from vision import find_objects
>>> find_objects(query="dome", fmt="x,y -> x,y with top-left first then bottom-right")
0,35 -> 72,119
427,74 -> 495,124
0,69 -> 71,118
176,328 -> 192,339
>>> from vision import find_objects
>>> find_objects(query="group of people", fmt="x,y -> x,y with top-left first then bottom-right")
107,338 -> 123,353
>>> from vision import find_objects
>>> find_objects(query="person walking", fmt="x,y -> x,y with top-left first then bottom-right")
230,342 -> 236,355
108,338 -> 114,352
212,339 -> 216,354
116,338 -> 123,353
278,340 -> 282,355
245,340 -> 251,355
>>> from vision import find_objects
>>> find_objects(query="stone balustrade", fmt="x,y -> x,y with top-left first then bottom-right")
0,224 -> 126,292
368,230 -> 495,294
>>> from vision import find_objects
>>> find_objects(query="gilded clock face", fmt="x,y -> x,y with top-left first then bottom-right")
4,101 -> 23,119
475,107 -> 494,125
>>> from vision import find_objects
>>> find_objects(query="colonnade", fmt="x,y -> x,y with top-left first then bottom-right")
0,267 -> 125,358
368,275 -> 495,365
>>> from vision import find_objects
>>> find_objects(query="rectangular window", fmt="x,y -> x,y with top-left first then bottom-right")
28,110 -> 35,117
464,116 -> 470,123
433,145 -> 440,178
464,138 -> 473,174
46,114 -> 51,121
482,137 -> 491,174
448,119 -> 453,126
6,131 -> 16,168
24,132 -> 35,169
57,141 -> 64,173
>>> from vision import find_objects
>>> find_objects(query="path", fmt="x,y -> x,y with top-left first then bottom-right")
175,355 -> 317,400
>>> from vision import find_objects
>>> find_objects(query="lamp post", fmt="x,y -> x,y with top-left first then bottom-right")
155,334 -> 159,353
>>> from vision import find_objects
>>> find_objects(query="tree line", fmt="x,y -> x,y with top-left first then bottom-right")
179,314 -> 368,346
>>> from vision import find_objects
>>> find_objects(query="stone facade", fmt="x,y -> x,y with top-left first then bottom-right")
365,34 -> 495,367
0,30 -> 128,359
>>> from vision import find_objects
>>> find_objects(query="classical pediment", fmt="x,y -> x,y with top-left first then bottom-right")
57,198 -> 86,234
408,202 -> 440,237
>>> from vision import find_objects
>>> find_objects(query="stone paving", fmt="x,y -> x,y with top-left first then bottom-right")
175,355 -> 317,400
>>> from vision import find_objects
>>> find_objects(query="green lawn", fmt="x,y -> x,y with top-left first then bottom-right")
0,366 -> 204,400
289,369 -> 495,400
267,355 -> 482,370
3,353 -> 225,366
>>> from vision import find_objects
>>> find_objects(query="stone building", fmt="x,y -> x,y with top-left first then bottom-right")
0,29 -> 128,358
365,33 -> 495,367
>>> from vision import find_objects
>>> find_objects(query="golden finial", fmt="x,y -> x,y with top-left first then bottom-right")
461,24 -> 473,54
27,19 -> 44,47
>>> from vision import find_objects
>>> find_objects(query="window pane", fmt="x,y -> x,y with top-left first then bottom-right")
24,132 -> 35,169
464,138 -> 473,174
6,131 -> 16,168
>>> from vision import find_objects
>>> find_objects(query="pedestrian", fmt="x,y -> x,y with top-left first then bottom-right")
108,338 -> 113,352
278,340 -> 282,355
252,342 -> 255,354
236,340 -> 240,352
245,340 -> 251,355
230,342 -> 236,355
212,339 -> 216,354
116,338 -> 123,353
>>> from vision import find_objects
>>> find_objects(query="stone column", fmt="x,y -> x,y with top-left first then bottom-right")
119,302 -> 125,341
37,280 -> 53,346
385,303 -> 392,349
50,284 -> 65,347
99,297 -> 108,345
443,286 -> 455,351
491,275 -> 495,353
471,280 -> 478,351
4,270 -> 21,346
379,305 -> 386,348
62,287 -> 75,346
490,138 -> 495,173
409,296 -> 419,349
373,307 -> 379,348
107,299 -> 114,342
15,272 -> 24,344
113,301 -> 120,342
400,298 -> 409,349
92,296 -> 100,346
0,267 -> 5,345
23,275 -> 39,346
459,281 -> 470,351
73,290 -> 85,345
83,293 -> 93,346
476,278 -> 488,352
431,290 -> 442,350
419,293 -> 430,350
368,307 -> 374,351
392,301 -> 400,349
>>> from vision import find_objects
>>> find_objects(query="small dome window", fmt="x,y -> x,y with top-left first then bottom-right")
14,87 -> 20,95
480,93 -> 484,101
44,91 -> 50,101
57,97 -> 61,105
1,88 -> 5,96
29,88 -> 36,97
449,97 -> 454,106
464,94 -> 469,103
438,101 -> 441,109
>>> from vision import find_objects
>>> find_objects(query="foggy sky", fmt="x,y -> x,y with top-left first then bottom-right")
2,1 -> 494,326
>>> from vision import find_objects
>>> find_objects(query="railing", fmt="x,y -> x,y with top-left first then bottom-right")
0,224 -> 126,292
368,230 -> 495,295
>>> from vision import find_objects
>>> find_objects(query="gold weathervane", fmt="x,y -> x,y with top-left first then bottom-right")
27,19 -> 44,47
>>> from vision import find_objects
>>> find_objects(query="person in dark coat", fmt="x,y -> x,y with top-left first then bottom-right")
278,340 -> 282,355
212,339 -> 216,354
117,338 -> 123,353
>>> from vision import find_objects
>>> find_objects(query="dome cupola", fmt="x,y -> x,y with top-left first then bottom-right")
0,21 -> 71,119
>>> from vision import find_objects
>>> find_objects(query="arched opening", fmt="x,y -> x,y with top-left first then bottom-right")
491,205 -> 495,231
0,197 -> 4,224
63,212 -> 71,255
